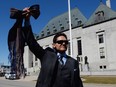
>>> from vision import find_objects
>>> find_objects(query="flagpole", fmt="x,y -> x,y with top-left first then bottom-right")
68,0 -> 73,57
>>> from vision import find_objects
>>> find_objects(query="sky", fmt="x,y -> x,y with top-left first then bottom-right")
0,0 -> 116,65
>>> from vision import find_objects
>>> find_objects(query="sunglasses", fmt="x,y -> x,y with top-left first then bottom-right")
55,40 -> 69,45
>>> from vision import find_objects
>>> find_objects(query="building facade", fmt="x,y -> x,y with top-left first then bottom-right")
24,1 -> 116,75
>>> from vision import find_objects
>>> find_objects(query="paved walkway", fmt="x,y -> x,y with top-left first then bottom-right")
1,76 -> 116,87
0,75 -> 37,82
18,75 -> 37,81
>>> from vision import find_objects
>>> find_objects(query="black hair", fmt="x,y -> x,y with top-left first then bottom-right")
53,32 -> 67,43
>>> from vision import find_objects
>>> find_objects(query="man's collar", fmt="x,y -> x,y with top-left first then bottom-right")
57,52 -> 66,58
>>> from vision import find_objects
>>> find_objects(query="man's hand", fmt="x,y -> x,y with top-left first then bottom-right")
23,7 -> 31,20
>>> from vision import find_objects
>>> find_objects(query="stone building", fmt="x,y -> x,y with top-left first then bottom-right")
24,0 -> 116,75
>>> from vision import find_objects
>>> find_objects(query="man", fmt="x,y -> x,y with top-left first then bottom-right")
24,8 -> 83,87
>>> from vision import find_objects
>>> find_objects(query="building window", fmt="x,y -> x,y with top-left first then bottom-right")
99,47 -> 105,59
41,31 -> 44,37
100,66 -> 102,69
99,65 -> 106,69
53,29 -> 57,33
75,18 -> 78,20
77,55 -> 80,62
61,26 -> 64,30
77,40 -> 82,55
77,20 -> 82,26
36,36 -> 39,39
47,31 -> 50,35
98,34 -> 104,44
35,56 -> 37,61
65,18 -> 67,20
47,29 -> 50,35
73,15 -> 75,17
53,26 -> 57,33
95,11 -> 105,22
71,24 -> 73,27
103,65 -> 106,69
53,26 -> 55,28
59,24 -> 62,26
31,61 -> 33,67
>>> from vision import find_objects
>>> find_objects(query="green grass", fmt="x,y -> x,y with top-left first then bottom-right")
82,76 -> 116,84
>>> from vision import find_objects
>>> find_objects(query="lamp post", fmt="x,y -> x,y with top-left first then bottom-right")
68,0 -> 73,57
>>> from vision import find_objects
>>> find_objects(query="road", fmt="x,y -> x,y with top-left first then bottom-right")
0,77 -> 116,87
0,77 -> 36,87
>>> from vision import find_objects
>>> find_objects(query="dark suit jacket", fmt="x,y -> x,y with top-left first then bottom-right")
24,25 -> 83,87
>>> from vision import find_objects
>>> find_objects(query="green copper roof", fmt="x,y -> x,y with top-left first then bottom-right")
83,2 -> 116,27
36,7 -> 87,39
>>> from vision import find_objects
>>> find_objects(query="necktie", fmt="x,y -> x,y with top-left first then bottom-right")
58,55 -> 64,65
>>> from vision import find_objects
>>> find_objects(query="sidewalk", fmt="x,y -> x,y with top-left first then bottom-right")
0,75 -> 38,82
17,75 -> 38,81
1,76 -> 116,87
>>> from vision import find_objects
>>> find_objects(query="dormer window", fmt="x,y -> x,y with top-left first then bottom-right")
53,26 -> 57,33
61,26 -> 64,30
73,15 -> 75,17
36,36 -> 39,39
75,18 -> 78,20
53,29 -> 57,33
65,18 -> 68,20
41,31 -> 44,37
95,11 -> 105,21
77,20 -> 82,25
59,24 -> 64,30
59,24 -> 62,26
53,26 -> 55,28
47,29 -> 50,35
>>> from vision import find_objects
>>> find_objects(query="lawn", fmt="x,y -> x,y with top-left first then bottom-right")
82,76 -> 116,84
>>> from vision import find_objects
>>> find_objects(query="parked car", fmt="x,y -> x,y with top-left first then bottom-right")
5,72 -> 16,80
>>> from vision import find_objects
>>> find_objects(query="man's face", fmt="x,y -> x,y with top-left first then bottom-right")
53,36 -> 68,53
